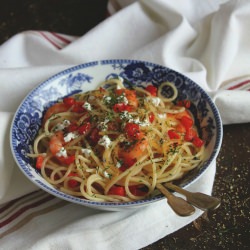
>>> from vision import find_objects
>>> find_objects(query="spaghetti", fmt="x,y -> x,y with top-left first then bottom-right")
28,78 -> 205,202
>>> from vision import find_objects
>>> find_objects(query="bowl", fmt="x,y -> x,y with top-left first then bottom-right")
10,59 -> 223,211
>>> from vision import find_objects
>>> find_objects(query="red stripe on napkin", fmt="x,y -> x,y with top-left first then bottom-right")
227,79 -> 250,90
0,191 -> 40,214
0,195 -> 55,228
51,32 -> 73,44
38,31 -> 62,49
0,200 -> 67,239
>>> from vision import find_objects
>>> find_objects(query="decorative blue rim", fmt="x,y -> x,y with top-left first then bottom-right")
10,59 -> 223,208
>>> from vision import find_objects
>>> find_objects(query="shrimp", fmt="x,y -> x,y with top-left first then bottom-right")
118,134 -> 148,168
49,131 -> 65,156
43,103 -> 69,125
116,89 -> 138,109
49,131 -> 77,165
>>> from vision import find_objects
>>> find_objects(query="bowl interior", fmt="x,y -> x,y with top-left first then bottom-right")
10,59 -> 223,210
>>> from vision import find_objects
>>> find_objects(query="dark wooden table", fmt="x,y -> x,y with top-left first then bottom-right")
1,1 -> 249,249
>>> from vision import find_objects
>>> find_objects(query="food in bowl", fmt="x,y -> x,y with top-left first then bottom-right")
10,59 -> 222,210
28,77 -> 205,202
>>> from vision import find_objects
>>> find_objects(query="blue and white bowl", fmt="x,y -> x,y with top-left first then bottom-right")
10,59 -> 223,211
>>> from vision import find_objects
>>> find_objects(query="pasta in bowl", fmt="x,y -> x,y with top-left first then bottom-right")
10,59 -> 222,211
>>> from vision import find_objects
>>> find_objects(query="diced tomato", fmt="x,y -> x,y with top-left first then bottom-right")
124,123 -> 140,139
57,155 -> 75,165
119,165 -> 127,172
67,123 -> 78,132
125,105 -> 133,112
63,155 -> 75,165
145,85 -> 157,96
108,185 -> 126,196
113,103 -> 121,112
88,128 -> 101,145
78,122 -> 91,135
129,185 -> 147,196
119,157 -> 137,172
113,103 -> 133,112
180,115 -> 194,129
63,97 -> 76,107
72,101 -> 85,113
36,155 -> 44,169
184,100 -> 191,108
123,157 -> 137,167
168,130 -> 180,139
68,172 -> 78,188
184,128 -> 197,142
192,136 -> 204,147
149,112 -> 155,123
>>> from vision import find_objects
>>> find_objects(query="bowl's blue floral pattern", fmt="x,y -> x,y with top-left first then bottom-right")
59,72 -> 93,92
10,59 -> 223,210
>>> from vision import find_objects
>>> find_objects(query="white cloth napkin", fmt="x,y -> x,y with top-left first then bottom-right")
1,0 -> 250,249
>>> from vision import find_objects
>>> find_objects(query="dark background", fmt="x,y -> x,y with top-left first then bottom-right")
0,0 -> 108,44
1,0 -> 249,249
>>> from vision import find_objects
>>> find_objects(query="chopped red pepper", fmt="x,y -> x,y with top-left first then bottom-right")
108,185 -> 126,196
108,185 -> 147,196
57,155 -> 75,165
129,185 -> 147,196
192,136 -> 204,147
145,85 -> 157,96
63,97 -> 76,107
64,155 -> 76,165
119,157 -> 137,172
168,130 -> 180,139
36,155 -> 44,169
180,115 -> 194,129
124,123 -> 141,139
78,122 -> 91,135
113,103 -> 133,112
68,172 -> 78,188
72,101 -> 85,113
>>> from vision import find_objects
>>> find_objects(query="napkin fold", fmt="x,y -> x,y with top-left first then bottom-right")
1,0 -> 250,249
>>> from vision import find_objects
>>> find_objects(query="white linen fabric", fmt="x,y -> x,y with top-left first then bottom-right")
0,0 -> 250,249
